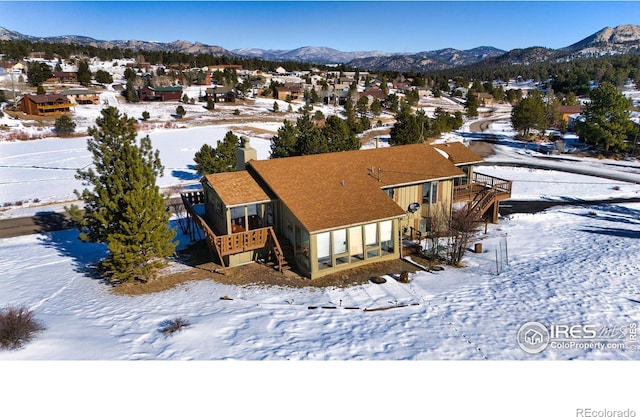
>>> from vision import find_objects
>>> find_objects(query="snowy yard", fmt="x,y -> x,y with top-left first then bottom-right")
1,200 -> 639,361
1,94 -> 640,366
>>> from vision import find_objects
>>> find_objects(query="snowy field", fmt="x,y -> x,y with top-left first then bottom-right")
1,117 -> 639,362
1,199 -> 639,361
2,80 -> 640,416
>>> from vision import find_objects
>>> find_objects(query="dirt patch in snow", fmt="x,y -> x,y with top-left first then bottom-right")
113,239 -> 432,295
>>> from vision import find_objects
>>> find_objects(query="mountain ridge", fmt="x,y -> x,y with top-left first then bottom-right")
1,24 -> 640,72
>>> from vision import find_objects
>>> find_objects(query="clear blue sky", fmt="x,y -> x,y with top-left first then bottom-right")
1,1 -> 639,53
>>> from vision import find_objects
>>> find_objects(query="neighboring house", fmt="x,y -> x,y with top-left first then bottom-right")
477,92 -> 495,105
28,52 -> 46,60
137,86 -> 183,101
181,141 -> 511,279
209,64 -> 243,72
0,61 -> 24,74
274,84 -> 303,101
558,105 -> 584,124
362,87 -> 387,103
59,88 -> 100,105
18,93 -> 74,116
48,72 -> 79,84
205,86 -> 236,103
320,83 -> 351,105
189,71 -> 212,86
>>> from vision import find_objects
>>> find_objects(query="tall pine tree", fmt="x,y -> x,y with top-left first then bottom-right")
77,60 -> 92,86
389,102 -> 428,146
580,82 -> 633,152
270,119 -> 299,158
511,89 -> 547,140
193,131 -> 239,175
69,107 -> 176,283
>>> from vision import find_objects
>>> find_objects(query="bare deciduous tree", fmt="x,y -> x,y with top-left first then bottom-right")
447,205 -> 481,266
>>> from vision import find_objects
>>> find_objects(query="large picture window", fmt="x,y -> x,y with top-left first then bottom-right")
380,220 -> 394,253
333,229 -> 348,265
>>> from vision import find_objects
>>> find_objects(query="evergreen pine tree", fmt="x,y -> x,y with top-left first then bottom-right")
193,144 -> 217,175
296,110 -> 328,155
54,114 -> 76,136
69,107 -> 176,283
580,82 -> 633,152
270,119 -> 299,158
77,60 -> 92,86
193,131 -> 239,175
370,98 -> 382,116
323,115 -> 359,152
389,102 -> 427,145
511,90 -> 547,140
465,89 -> 479,118
126,78 -> 139,102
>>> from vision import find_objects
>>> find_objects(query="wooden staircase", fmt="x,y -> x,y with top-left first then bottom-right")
265,227 -> 291,273
454,173 -> 512,223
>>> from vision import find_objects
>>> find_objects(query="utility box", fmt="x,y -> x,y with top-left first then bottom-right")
474,243 -> 483,253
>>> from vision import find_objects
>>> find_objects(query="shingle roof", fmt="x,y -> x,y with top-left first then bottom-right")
25,94 -> 71,104
246,144 -> 467,232
558,105 -> 583,114
151,86 -> 182,92
432,142 -> 484,166
59,88 -> 97,96
203,170 -> 271,207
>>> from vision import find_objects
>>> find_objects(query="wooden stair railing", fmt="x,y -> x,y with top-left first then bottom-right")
181,193 -> 228,274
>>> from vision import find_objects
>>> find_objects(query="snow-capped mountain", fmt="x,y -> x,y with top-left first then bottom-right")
233,46 -> 393,64
346,46 -> 506,72
0,27 -> 236,57
2,24 -> 640,72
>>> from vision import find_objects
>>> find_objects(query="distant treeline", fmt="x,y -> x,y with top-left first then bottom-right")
2,39 -> 640,97
424,54 -> 640,96
0,39 -> 343,73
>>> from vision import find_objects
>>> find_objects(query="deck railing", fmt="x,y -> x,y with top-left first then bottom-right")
453,172 -> 512,202
180,191 -> 286,273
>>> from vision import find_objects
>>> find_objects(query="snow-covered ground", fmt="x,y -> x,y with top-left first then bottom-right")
2,199 -> 639,361
1,113 -> 639,360
2,95 -> 640,414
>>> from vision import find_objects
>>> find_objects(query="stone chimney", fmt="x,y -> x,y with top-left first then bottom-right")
236,136 -> 257,171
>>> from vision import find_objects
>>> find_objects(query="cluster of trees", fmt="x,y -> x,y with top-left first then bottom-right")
508,81 -> 637,154
577,82 -> 637,153
26,59 -> 105,88
193,131 -> 239,175
270,109 -> 360,158
431,54 -> 640,93
390,102 -> 463,146
67,107 -> 176,283
0,39 -> 333,75
26,61 -> 52,86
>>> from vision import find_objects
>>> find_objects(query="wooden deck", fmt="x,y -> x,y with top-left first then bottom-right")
453,173 -> 512,222
180,191 -> 288,274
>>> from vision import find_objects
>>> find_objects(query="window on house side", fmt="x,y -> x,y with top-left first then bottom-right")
422,182 -> 438,204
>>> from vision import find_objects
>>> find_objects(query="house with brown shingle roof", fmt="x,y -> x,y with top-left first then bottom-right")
18,93 -> 74,116
182,141 -> 511,279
